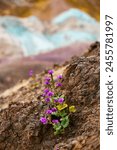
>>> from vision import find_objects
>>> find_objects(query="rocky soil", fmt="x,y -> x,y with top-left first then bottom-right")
0,42 -> 100,150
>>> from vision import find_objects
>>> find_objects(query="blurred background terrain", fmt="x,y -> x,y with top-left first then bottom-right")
0,0 -> 100,93
0,0 -> 100,20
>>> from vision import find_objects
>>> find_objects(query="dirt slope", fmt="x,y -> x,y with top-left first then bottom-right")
0,42 -> 100,150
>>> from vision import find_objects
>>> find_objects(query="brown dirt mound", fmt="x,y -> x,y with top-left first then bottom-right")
0,42 -> 100,150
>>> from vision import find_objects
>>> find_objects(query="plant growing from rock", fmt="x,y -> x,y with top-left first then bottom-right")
40,70 -> 76,135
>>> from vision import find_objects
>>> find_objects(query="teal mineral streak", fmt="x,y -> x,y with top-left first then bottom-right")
47,30 -> 97,47
0,9 -> 99,56
52,9 -> 97,25
0,17 -> 54,56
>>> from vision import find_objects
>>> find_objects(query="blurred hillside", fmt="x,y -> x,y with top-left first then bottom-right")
0,0 -> 100,20
0,0 -> 100,94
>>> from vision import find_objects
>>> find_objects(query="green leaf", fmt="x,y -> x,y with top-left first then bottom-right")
56,125 -> 62,131
61,116 -> 69,128
53,123 -> 61,131
53,96 -> 58,99
59,110 -> 67,117
60,95 -> 65,98
54,130 -> 60,135
52,111 -> 60,117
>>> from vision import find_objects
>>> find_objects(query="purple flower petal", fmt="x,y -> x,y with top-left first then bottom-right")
48,70 -> 54,75
42,93 -> 46,97
58,98 -> 64,104
45,98 -> 50,102
52,119 -> 59,124
44,88 -> 49,94
45,76 -> 51,81
56,82 -> 62,87
29,70 -> 33,76
57,75 -> 62,79
51,107 -> 57,112
54,99 -> 58,103
47,91 -> 54,97
40,117 -> 48,124
44,81 -> 50,85
46,109 -> 53,114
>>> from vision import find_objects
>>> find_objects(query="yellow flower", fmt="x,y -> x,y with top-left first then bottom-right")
57,103 -> 68,111
69,106 -> 76,113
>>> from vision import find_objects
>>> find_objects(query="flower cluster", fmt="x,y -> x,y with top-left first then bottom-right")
40,70 -> 76,135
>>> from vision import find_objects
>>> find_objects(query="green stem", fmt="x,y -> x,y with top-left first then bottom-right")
51,74 -> 55,89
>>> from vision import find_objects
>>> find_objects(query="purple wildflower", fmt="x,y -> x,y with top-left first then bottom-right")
47,91 -> 54,97
44,81 -> 50,85
57,75 -> 62,79
29,70 -> 33,76
56,82 -> 62,87
52,119 -> 59,124
42,93 -> 46,97
45,76 -> 51,81
46,109 -> 53,114
45,98 -> 50,102
51,107 -> 57,112
44,88 -> 49,94
58,98 -> 64,104
54,99 -> 58,103
40,117 -> 48,124
48,70 -> 54,75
